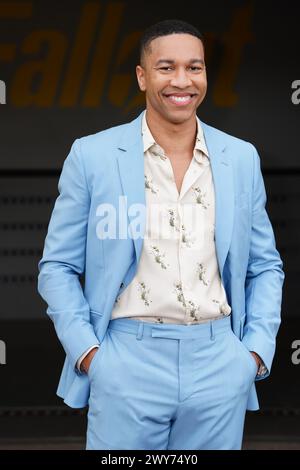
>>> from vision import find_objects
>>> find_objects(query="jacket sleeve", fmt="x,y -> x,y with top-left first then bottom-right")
242,144 -> 285,380
37,138 -> 99,373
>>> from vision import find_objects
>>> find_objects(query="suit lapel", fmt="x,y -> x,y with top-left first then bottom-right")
201,121 -> 234,280
116,111 -> 146,266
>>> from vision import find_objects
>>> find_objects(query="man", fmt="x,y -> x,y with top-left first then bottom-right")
37,19 -> 285,450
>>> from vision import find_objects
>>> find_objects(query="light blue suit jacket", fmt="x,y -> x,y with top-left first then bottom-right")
37,110 -> 285,410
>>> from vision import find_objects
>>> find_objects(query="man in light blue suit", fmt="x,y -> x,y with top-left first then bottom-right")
37,19 -> 284,450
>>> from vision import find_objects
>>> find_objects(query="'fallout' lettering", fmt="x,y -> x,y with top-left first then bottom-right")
0,1 -> 254,108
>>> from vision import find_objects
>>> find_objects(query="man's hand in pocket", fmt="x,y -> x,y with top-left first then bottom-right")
80,347 -> 99,373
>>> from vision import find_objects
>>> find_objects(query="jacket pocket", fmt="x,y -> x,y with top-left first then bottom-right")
89,309 -> 106,342
87,347 -> 102,380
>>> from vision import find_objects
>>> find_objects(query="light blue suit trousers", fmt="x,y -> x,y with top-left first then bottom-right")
86,315 -> 257,450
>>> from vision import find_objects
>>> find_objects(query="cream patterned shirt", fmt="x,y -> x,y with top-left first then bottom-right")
110,111 -> 232,324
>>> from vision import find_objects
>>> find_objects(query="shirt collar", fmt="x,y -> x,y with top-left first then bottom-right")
141,110 -> 209,161
141,110 -> 157,153
194,117 -> 209,159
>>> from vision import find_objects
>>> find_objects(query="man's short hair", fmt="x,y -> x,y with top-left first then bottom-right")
139,19 -> 204,67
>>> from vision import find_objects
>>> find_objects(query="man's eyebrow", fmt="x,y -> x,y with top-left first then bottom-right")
154,58 -> 205,66
190,59 -> 205,65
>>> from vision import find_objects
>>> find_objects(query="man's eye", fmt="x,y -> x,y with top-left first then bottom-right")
158,66 -> 204,72
189,66 -> 203,72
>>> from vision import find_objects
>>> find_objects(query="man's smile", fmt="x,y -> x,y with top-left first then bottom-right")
162,92 -> 197,106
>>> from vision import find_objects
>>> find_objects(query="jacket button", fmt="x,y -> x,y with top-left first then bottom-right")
120,282 -> 124,288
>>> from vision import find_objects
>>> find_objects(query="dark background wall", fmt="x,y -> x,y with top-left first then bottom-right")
0,0 -> 299,448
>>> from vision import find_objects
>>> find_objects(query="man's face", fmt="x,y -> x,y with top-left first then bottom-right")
136,33 -> 207,124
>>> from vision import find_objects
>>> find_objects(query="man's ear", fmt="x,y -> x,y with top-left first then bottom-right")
136,65 -> 146,92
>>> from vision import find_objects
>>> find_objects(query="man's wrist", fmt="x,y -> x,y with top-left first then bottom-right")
250,351 -> 261,367
250,351 -> 268,376
80,346 -> 99,373
77,344 -> 100,372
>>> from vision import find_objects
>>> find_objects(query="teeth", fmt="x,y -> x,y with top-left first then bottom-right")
167,95 -> 192,103
172,96 -> 189,101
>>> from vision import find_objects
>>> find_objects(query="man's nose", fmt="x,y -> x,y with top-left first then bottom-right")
169,68 -> 192,88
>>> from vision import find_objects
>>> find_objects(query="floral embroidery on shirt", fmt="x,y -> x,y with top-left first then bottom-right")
181,224 -> 194,248
196,262 -> 209,286
212,299 -> 231,315
167,208 -> 180,232
185,300 -> 202,322
174,281 -> 187,307
151,144 -> 167,161
145,174 -> 159,194
173,281 -> 204,322
149,245 -> 169,269
192,186 -> 209,208
157,153 -> 167,161
138,281 -> 152,307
